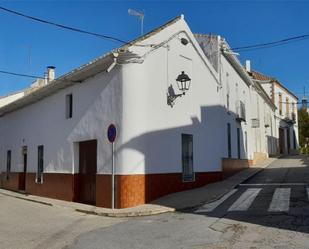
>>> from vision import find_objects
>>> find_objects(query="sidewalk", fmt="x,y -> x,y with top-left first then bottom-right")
0,157 -> 276,218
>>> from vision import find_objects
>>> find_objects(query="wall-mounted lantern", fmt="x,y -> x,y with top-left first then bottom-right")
167,71 -> 191,107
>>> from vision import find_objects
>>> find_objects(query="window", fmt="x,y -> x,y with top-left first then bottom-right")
286,97 -> 289,115
227,123 -> 231,158
244,131 -> 248,158
279,93 -> 282,115
182,134 -> 194,182
227,94 -> 230,112
6,150 -> 11,180
237,128 -> 241,159
226,73 -> 230,112
37,145 -> 44,183
65,94 -> 73,119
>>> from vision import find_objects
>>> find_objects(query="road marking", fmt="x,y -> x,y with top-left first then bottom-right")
228,188 -> 261,211
239,183 -> 307,186
194,189 -> 238,213
268,188 -> 290,212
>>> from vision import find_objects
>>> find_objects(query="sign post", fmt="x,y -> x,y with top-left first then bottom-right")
107,124 -> 117,209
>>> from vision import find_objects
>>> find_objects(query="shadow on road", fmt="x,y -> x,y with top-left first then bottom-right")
188,155 -> 309,234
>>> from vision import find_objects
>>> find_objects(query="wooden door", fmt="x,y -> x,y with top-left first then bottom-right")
78,140 -> 97,204
287,128 -> 290,154
19,146 -> 27,190
279,128 -> 285,154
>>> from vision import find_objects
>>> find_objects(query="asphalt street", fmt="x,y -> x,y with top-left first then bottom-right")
68,155 -> 309,249
2,155 -> 309,249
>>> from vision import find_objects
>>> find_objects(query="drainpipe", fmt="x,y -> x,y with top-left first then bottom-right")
106,52 -> 119,73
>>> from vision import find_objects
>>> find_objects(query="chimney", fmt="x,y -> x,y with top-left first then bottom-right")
47,66 -> 56,83
245,60 -> 251,72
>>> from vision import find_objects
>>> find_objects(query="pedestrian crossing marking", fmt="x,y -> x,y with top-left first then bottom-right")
228,188 -> 261,211
194,189 -> 237,213
268,188 -> 290,212
194,186 -> 308,214
240,183 -> 306,186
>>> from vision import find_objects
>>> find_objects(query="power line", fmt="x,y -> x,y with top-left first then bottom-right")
232,34 -> 309,52
0,70 -> 44,79
0,6 -> 128,44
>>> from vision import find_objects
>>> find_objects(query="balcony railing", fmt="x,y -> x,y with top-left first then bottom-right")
236,100 -> 246,122
284,112 -> 296,124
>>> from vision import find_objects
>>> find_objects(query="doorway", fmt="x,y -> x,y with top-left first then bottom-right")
77,140 -> 97,205
279,128 -> 285,154
287,128 -> 290,154
19,146 -> 27,191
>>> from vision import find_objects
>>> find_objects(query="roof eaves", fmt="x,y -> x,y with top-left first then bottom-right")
0,15 -> 183,117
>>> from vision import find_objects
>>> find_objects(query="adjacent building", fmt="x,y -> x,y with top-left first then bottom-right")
0,15 -> 298,209
249,69 -> 299,155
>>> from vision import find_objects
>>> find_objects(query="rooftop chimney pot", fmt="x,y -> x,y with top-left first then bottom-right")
47,66 -> 56,83
245,60 -> 251,72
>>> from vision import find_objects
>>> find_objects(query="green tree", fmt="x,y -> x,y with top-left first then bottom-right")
298,109 -> 309,148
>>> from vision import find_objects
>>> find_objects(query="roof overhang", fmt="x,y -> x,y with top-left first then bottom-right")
0,53 -> 115,117
0,16 -> 183,117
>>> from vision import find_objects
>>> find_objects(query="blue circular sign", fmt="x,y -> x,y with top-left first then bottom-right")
107,124 -> 117,143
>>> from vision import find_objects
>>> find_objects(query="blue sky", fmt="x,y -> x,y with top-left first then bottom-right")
0,1 -> 309,99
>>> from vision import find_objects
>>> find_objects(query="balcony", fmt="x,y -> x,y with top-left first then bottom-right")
236,100 -> 246,122
284,112 -> 296,124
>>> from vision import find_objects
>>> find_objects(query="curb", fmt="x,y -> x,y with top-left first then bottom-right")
0,191 -> 53,206
178,161 -> 274,213
75,208 -> 175,218
0,158 -> 275,218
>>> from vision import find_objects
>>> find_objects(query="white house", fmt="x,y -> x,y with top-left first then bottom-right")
195,34 -> 277,166
0,15 -> 292,209
248,68 -> 299,155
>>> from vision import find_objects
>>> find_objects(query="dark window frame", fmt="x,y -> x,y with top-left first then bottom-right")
65,93 -> 73,119
37,145 -> 44,184
6,150 -> 11,180
227,123 -> 231,158
237,128 -> 241,159
182,134 -> 195,182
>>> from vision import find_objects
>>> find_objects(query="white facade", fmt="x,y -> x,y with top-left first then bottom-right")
0,16 -> 225,177
250,70 -> 299,155
0,15 -> 294,207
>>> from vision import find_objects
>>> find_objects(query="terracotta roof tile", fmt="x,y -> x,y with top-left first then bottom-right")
250,70 -> 275,81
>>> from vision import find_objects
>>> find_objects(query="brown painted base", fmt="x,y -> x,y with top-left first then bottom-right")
26,173 -> 76,201
0,172 -> 24,191
96,172 -> 223,209
222,158 -> 253,179
1,171 -> 223,209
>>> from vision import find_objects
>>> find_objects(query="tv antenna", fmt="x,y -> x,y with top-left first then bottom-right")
128,8 -> 145,35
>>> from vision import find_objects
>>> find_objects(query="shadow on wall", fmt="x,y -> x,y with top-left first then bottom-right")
191,154 -> 309,234
115,104 -> 277,208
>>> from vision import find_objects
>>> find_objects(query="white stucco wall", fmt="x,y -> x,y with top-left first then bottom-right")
0,17 -> 226,177
219,56 -> 252,160
119,17 -> 224,174
1,16 -> 293,181
0,68 -> 123,175
260,81 -> 299,153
